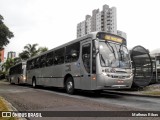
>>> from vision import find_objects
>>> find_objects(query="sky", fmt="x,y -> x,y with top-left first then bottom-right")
1,0 -> 160,57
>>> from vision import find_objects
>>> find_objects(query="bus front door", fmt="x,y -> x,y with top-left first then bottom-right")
80,41 -> 92,90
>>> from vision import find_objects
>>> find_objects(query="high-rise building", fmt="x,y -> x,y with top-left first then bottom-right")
96,11 -> 102,31
91,9 -> 99,32
76,4 -> 126,39
77,23 -> 81,38
81,20 -> 86,37
108,7 -> 117,34
7,51 -> 16,59
85,15 -> 92,34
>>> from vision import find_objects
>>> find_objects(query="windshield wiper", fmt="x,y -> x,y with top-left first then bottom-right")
119,48 -> 123,61
106,42 -> 116,59
100,54 -> 106,66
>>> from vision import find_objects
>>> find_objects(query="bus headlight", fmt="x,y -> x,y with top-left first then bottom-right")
23,75 -> 26,80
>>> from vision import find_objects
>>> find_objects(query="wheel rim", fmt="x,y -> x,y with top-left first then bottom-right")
67,81 -> 73,92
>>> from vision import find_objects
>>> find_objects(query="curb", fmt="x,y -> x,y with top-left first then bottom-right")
104,90 -> 160,98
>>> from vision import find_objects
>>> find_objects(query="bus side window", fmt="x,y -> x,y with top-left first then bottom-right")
35,57 -> 40,68
46,52 -> 53,66
54,55 -> 58,65
40,55 -> 46,68
82,43 -> 91,73
31,60 -> 35,69
54,48 -> 65,65
27,61 -> 30,70
28,60 -> 33,70
65,42 -> 80,63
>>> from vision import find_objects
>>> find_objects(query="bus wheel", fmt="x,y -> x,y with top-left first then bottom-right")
32,78 -> 37,88
65,77 -> 74,94
10,79 -> 13,84
93,90 -> 102,96
17,78 -> 20,85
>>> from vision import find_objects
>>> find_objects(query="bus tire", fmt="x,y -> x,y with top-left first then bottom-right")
93,90 -> 102,95
10,79 -> 13,84
32,78 -> 37,88
17,78 -> 20,85
65,77 -> 74,94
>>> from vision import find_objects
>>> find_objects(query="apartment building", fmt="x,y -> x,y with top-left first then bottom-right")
7,51 -> 16,59
77,4 -> 126,39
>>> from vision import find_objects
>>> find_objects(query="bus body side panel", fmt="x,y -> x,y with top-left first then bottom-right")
38,65 -> 64,87
40,67 -> 51,86
36,68 -> 44,86
52,64 -> 64,87
27,70 -> 35,85
96,53 -> 105,88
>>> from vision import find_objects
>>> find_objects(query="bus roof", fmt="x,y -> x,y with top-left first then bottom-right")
10,61 -> 26,69
26,31 -> 126,61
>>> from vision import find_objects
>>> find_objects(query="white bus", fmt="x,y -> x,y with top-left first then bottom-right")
26,32 -> 133,94
9,61 -> 27,84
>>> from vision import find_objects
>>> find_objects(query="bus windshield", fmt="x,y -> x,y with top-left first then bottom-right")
99,41 -> 131,68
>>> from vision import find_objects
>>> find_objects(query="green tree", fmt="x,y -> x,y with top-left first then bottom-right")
2,58 -> 14,71
38,47 -> 48,53
24,43 -> 39,57
19,43 -> 39,60
19,44 -> 48,60
19,50 -> 30,60
13,57 -> 21,64
0,14 -> 14,49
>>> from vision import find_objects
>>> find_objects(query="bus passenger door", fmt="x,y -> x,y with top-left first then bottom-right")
80,41 -> 92,90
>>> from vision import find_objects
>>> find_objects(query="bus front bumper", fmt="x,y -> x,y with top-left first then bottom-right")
97,74 -> 133,89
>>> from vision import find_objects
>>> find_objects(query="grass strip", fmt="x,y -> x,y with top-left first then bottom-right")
0,97 -> 17,120
142,91 -> 160,96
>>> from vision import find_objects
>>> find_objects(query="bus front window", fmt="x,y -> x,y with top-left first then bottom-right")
99,41 -> 131,68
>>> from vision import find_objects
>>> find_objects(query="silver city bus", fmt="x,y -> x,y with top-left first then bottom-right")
26,32 -> 133,94
9,61 -> 27,84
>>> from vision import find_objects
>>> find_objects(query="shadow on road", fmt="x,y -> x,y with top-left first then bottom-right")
22,84 -> 123,99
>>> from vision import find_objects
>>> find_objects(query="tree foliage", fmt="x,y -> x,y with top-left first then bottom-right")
13,57 -> 21,65
2,58 -> 14,71
19,43 -> 48,60
38,47 -> 48,53
0,14 -> 14,49
1,43 -> 48,73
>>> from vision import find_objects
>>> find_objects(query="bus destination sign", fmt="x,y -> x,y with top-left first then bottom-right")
104,35 -> 123,43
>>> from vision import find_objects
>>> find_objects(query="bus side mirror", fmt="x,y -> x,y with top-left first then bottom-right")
95,40 -> 99,49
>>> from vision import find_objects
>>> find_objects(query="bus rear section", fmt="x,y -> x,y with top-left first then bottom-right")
9,62 -> 27,84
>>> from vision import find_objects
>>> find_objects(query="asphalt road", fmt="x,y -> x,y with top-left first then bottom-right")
0,80 -> 160,120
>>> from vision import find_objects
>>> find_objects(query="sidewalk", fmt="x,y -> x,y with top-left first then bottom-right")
0,79 -> 26,120
106,83 -> 160,98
